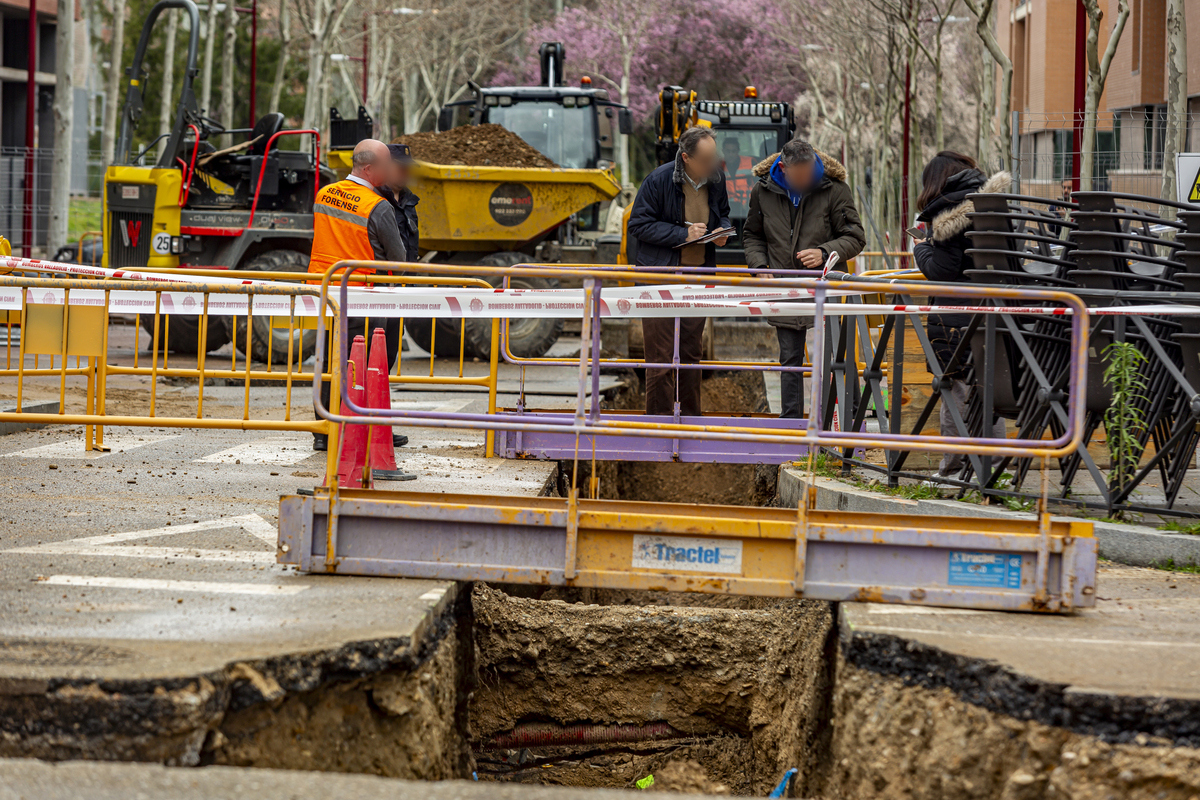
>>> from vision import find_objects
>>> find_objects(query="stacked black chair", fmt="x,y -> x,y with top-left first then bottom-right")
953,190 -> 1200,514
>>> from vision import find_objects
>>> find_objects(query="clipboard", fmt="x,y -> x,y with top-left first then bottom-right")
673,227 -> 735,248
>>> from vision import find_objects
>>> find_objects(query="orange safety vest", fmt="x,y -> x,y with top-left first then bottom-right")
724,155 -> 754,209
308,178 -> 385,284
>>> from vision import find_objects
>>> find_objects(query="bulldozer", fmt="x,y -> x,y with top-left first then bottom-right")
620,85 -> 796,266
101,0 -> 328,363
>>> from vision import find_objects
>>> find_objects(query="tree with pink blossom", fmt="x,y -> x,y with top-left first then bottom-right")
494,0 -> 807,185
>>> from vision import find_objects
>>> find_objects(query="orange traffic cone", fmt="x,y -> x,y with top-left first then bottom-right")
328,334 -> 372,489
367,329 -> 398,472
365,328 -> 416,482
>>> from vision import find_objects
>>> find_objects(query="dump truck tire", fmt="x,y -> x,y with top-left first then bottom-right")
404,318 -> 469,358
464,253 -> 563,359
138,314 -> 232,356
234,249 -> 316,364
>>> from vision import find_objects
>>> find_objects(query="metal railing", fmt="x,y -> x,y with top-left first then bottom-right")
314,261 -> 1090,463
276,259 -> 1098,613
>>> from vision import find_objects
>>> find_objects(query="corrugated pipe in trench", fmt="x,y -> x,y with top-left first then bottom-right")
479,721 -> 685,751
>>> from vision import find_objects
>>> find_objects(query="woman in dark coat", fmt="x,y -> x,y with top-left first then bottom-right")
912,151 -> 1010,480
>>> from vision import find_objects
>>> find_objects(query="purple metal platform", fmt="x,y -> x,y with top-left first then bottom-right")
494,411 -> 809,463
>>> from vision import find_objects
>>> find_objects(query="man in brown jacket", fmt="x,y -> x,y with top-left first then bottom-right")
742,139 -> 865,418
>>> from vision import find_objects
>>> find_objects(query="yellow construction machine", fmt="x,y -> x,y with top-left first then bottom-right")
620,85 -> 797,266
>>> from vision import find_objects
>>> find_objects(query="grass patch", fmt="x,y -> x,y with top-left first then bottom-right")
1153,558 -> 1200,574
67,197 -> 103,245
1159,521 -> 1200,536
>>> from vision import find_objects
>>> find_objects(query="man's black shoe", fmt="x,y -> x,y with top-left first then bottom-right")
373,468 -> 418,482
393,434 -> 408,448
313,435 -> 327,452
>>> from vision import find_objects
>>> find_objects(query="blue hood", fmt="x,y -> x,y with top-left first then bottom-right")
769,154 -> 825,207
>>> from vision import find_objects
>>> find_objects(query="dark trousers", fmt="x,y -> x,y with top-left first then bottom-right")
776,325 -> 807,419
642,316 -> 704,416
317,317 -> 403,436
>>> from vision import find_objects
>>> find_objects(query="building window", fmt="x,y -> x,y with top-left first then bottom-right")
1145,105 -> 1165,170
1053,130 -> 1073,182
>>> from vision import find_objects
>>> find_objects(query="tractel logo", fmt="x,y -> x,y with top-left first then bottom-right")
631,534 -> 742,575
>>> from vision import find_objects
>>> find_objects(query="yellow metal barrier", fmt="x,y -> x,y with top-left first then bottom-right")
0,270 -> 500,459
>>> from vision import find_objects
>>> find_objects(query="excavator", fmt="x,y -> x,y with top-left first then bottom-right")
621,85 -> 796,265
93,10 -> 625,362
98,0 -> 328,362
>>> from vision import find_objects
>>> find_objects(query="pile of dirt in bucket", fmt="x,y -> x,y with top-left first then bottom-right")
393,124 -> 558,168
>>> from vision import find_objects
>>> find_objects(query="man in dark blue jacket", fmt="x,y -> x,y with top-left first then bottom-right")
627,126 -> 731,416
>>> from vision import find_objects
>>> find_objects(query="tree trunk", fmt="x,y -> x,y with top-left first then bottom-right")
101,0 -> 125,165
1080,0 -> 1130,191
301,36 -> 325,131
977,42 -> 994,168
966,0 -> 1011,170
219,0 -> 237,129
1161,0 -> 1188,209
618,44 -> 632,188
269,0 -> 291,113
199,0 -> 218,114
402,70 -> 419,133
157,10 -> 179,160
933,43 -> 945,151
49,0 -> 74,254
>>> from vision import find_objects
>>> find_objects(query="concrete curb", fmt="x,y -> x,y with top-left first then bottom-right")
778,468 -> 1200,568
0,403 -> 59,436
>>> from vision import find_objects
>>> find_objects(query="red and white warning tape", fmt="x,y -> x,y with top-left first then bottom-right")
4,255 -> 1185,319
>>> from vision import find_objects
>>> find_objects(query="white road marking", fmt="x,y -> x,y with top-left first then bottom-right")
41,575 -> 308,595
418,587 -> 448,602
389,399 -> 472,412
864,605 -> 987,616
6,513 -> 277,564
195,437 -> 315,465
1,433 -> 180,460
855,624 -> 1200,648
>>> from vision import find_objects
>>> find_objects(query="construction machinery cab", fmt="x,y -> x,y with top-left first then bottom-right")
436,42 -> 633,173
104,0 -> 325,362
624,86 -> 796,264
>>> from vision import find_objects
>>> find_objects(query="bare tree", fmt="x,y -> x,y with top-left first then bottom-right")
101,0 -> 126,166
1079,0 -> 1129,191
49,0 -> 74,253
393,0 -> 526,134
974,18 -> 995,168
1161,0 -> 1187,207
962,0 -> 1011,171
219,0 -> 238,128
904,0 -> 960,151
199,0 -> 219,114
157,10 -> 180,158
269,0 -> 293,114
294,0 -> 357,134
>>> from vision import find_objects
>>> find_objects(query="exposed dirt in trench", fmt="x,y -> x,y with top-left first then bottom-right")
469,584 -> 834,796
563,369 -> 780,507
823,659 -> 1200,800
206,628 -> 468,778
